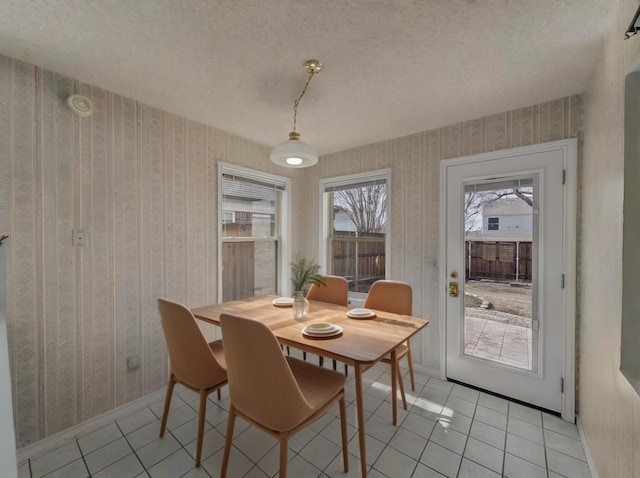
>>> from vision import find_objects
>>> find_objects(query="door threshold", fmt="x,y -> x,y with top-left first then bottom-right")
446,378 -> 563,419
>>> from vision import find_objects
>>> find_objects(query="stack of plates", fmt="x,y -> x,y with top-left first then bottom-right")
272,297 -> 294,307
302,322 -> 343,338
347,308 -> 376,319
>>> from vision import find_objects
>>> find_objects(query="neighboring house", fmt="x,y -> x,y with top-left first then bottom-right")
481,197 -> 532,232
221,199 -> 274,237
333,209 -> 356,232
221,177 -> 276,237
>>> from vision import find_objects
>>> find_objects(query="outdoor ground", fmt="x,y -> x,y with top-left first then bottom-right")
463,280 -> 533,369
465,280 -> 532,318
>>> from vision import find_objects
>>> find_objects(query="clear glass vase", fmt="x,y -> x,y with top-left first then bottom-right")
293,290 -> 309,321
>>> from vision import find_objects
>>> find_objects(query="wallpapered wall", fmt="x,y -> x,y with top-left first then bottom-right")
578,0 -> 640,476
0,55 -> 292,448
1,52 -> 580,448
295,96 -> 580,371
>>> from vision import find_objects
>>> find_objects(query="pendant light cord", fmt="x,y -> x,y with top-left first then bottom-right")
291,69 -> 316,133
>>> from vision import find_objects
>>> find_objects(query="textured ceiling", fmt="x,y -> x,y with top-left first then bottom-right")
0,0 -> 614,155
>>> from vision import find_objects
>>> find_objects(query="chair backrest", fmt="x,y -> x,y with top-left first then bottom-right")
364,280 -> 412,315
158,298 -> 226,389
220,314 -> 314,431
306,275 -> 349,306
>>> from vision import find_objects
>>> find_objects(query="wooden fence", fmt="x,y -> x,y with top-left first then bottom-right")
222,242 -> 255,301
466,241 -> 532,282
222,234 -> 386,300
331,233 -> 385,292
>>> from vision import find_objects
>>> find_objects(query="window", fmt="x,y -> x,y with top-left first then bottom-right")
488,217 -> 499,230
221,211 -> 235,224
320,170 -> 389,297
219,164 -> 290,302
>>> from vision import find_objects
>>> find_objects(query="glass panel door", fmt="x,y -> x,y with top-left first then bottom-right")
444,146 -> 567,413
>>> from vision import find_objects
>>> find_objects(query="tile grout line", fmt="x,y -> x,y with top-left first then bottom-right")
31,439 -> 86,478
541,415 -> 551,477
163,397 -> 230,477
413,376 -> 452,478
503,401 -> 510,477
114,418 -> 151,478
385,362 -> 420,475
369,389 -> 415,477
462,390 -> 515,476
458,385 -> 480,477
75,437 -> 92,477
442,380 -> 468,478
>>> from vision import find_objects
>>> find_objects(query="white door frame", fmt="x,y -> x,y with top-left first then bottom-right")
438,139 -> 577,421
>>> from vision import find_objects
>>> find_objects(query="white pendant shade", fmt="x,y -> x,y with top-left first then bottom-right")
270,133 -> 319,168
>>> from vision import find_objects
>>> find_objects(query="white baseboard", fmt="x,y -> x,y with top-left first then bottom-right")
576,414 -> 598,478
16,388 -> 165,464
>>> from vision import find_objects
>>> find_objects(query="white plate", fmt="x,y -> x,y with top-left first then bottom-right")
302,324 -> 343,337
272,297 -> 294,307
347,308 -> 376,318
306,322 -> 335,332
303,323 -> 338,334
349,308 -> 372,316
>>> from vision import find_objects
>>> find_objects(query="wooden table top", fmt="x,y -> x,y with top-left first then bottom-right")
192,295 -> 429,365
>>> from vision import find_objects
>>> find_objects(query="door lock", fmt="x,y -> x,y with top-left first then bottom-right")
449,281 -> 459,298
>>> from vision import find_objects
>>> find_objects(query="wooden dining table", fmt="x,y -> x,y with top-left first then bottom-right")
192,294 -> 429,478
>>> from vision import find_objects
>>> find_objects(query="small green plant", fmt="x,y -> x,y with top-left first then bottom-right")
290,255 -> 326,292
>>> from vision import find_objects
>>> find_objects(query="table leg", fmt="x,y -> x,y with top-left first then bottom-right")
354,364 -> 367,478
391,349 -> 398,425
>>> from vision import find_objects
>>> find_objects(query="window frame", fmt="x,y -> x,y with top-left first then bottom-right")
318,168 -> 391,302
217,162 -> 291,301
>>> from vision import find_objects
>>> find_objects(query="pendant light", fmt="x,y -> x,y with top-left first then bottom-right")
270,59 -> 323,168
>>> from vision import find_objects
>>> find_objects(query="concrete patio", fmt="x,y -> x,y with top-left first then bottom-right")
464,309 -> 533,370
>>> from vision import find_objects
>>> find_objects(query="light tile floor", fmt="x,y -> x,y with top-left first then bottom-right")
18,352 -> 591,478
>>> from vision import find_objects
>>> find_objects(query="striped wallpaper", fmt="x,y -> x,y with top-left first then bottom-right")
0,55 -> 292,447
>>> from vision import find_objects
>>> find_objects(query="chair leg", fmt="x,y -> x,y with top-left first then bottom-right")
339,396 -> 349,472
344,364 -> 348,376
332,359 -> 337,371
406,342 -> 415,391
159,375 -> 176,437
217,388 -> 221,400
279,436 -> 289,478
319,356 -> 324,366
303,351 -> 307,360
397,361 -> 407,410
221,405 -> 237,478
195,389 -> 207,467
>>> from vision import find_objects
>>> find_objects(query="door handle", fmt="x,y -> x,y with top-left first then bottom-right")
449,281 -> 459,298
